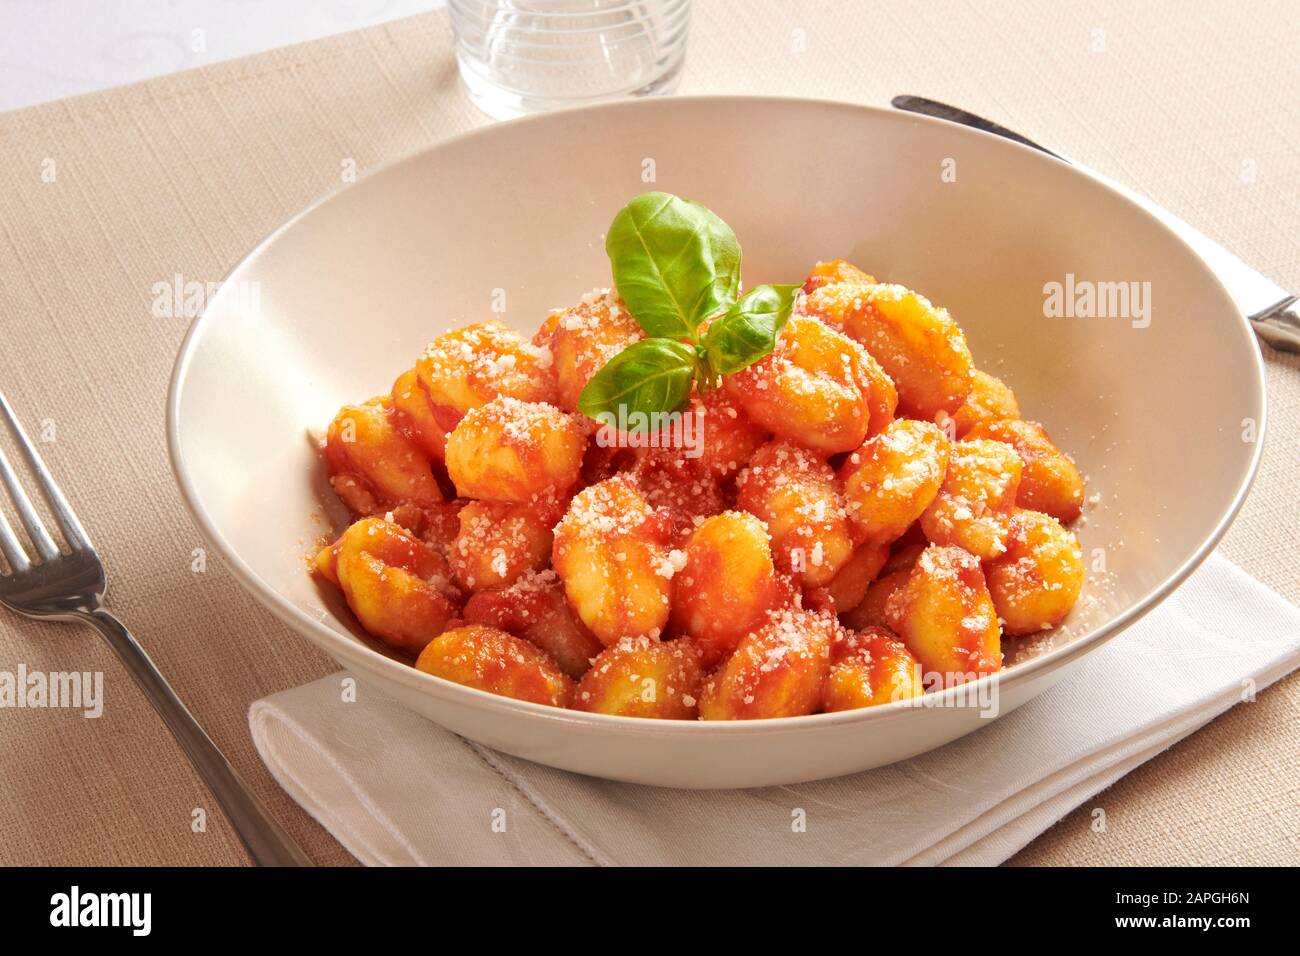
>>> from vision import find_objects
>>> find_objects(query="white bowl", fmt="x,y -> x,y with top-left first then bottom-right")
167,96 -> 1265,789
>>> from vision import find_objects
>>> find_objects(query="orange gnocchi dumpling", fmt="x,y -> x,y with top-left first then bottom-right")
670,511 -> 783,668
389,367 -> 450,462
415,624 -> 573,707
842,567 -> 909,631
886,544 -> 1001,684
920,438 -> 1023,559
819,539 -> 890,615
315,516 -> 458,655
736,440 -> 855,588
985,508 -> 1085,635
804,281 -> 974,420
965,419 -> 1085,524
572,636 -> 704,719
724,316 -> 896,453
462,569 -> 603,679
415,322 -> 557,434
698,607 -> 838,720
444,396 -> 586,503
840,419 -> 950,545
688,387 -> 770,481
552,475 -> 674,645
448,499 -> 558,592
538,290 -> 645,412
323,396 -> 445,515
840,533 -> 925,629
800,259 -> 877,295
822,626 -> 924,711
947,369 -> 1020,439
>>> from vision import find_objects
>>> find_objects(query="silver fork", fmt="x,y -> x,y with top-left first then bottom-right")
0,391 -> 312,867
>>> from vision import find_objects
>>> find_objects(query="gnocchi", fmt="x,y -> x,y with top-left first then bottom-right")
312,244 -> 1088,720
919,438 -> 1023,560
736,440 -> 855,588
965,419 -> 1085,523
416,322 -> 556,427
444,396 -> 586,503
462,569 -> 603,679
698,608 -> 837,720
572,635 -> 704,719
840,418 -> 949,545
415,624 -> 573,707
551,475 -> 674,645
985,508 -> 1085,635
886,544 -> 1002,683
725,316 -> 896,453
822,626 -> 924,711
315,516 -> 457,655
323,397 -> 445,515
670,511 -> 783,667
538,290 -> 644,412
448,499 -> 556,592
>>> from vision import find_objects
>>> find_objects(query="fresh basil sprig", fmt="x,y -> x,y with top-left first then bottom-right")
576,339 -> 697,425
579,192 -> 795,431
702,283 -> 799,376
605,192 -> 741,339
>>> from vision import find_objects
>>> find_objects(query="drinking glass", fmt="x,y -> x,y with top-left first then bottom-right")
448,0 -> 691,119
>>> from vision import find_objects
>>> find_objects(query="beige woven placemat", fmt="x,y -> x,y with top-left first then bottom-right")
0,1 -> 1296,866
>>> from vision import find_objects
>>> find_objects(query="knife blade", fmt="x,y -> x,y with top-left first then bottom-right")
891,95 -> 1300,352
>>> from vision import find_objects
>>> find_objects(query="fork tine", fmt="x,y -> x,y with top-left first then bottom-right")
0,507 -> 31,573
0,439 -> 60,561
0,392 -> 91,553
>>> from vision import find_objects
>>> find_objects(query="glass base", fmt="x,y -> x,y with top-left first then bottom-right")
457,54 -> 686,121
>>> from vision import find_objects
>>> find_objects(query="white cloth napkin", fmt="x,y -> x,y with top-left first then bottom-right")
249,552 -> 1300,866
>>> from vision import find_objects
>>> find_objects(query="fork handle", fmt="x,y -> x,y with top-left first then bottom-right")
82,607 -> 314,866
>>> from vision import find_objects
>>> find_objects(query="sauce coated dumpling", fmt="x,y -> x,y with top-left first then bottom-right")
920,438 -> 1022,560
539,290 -> 645,412
966,419 -> 1084,524
552,475 -> 674,645
444,396 -> 586,503
801,259 -> 877,295
415,322 -> 557,430
948,369 -> 1020,439
805,281 -> 974,420
572,636 -> 704,719
985,508 -> 1084,635
841,418 -> 950,545
819,539 -> 891,615
699,607 -> 838,720
323,396 -> 445,515
415,624 -> 573,707
462,569 -> 602,679
736,440 -> 855,588
670,511 -> 783,668
822,626 -> 924,711
448,499 -> 558,592
725,316 -> 896,453
315,516 -> 458,655
390,367 -> 450,461
688,387 -> 770,481
886,544 -> 1001,683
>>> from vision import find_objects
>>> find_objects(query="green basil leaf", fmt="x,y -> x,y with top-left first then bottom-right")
576,338 -> 699,431
701,283 -> 798,375
605,192 -> 742,340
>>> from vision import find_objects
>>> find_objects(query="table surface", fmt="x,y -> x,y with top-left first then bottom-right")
0,1 -> 1296,867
